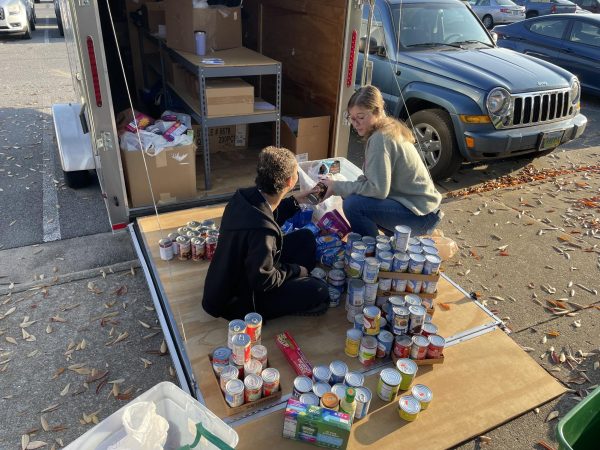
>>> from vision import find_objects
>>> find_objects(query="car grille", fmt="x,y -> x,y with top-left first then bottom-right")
500,89 -> 574,129
0,8 -> 5,21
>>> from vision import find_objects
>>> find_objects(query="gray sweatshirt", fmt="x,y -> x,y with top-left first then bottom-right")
333,130 -> 442,216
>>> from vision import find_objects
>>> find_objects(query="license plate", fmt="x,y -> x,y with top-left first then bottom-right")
539,130 -> 564,151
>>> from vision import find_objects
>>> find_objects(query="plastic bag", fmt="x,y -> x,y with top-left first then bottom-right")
298,162 -> 345,221
120,131 -> 193,154
427,230 -> 458,261
108,402 -> 169,450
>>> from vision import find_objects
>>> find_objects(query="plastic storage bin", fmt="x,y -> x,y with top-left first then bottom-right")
64,382 -> 238,450
556,385 -> 600,450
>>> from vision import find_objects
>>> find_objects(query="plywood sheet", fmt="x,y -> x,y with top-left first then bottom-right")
234,329 -> 566,450
175,47 -> 280,69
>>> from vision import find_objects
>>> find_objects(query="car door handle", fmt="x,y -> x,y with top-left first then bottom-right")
395,70 -> 401,76
561,48 -> 574,54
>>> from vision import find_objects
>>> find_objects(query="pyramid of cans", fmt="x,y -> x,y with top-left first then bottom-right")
158,219 -> 219,262
212,313 -> 281,408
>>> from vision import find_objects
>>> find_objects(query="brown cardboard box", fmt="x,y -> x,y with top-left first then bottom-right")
121,143 -> 197,207
142,2 -> 166,34
205,78 -> 254,117
165,1 -> 242,54
280,116 -> 330,162
192,124 -> 248,153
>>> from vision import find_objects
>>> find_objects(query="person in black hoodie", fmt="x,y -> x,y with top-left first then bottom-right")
202,147 -> 330,321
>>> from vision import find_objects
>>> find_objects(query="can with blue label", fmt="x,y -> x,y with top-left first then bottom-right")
418,237 -> 436,247
312,365 -> 332,384
392,252 -> 411,272
376,330 -> 394,358
347,279 -> 366,307
354,386 -> 372,420
362,236 -> 377,257
375,242 -> 392,258
328,287 -> 341,308
346,252 -> 366,278
404,294 -> 422,308
362,257 -> 380,284
394,225 -> 411,252
408,253 -> 426,274
354,314 -> 364,331
327,269 -> 346,293
329,361 -> 348,384
364,282 -> 378,306
378,251 -> 394,271
392,278 -> 408,293
423,255 -> 441,275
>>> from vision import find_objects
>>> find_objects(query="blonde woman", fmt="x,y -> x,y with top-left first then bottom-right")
321,85 -> 442,236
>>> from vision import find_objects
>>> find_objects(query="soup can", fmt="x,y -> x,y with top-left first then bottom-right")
212,347 -> 232,367
363,306 -> 381,336
333,260 -> 346,270
410,335 -> 429,360
312,382 -> 331,398
380,316 -> 388,331
201,219 -> 217,229
177,226 -> 191,236
387,296 -> 405,316
378,277 -> 393,292
168,232 -> 180,255
244,312 -> 263,345
187,220 -> 201,229
396,358 -> 418,390
392,252 -> 411,273
423,255 -> 442,275
427,334 -> 446,359
227,319 -> 247,349
362,236 -> 377,257
404,294 -> 422,308
186,230 -> 201,239
311,267 -> 327,280
347,252 -> 366,278
358,336 -> 378,367
251,345 -> 268,368
329,288 -> 342,308
392,278 -> 408,293
231,333 -> 251,366
158,238 -> 174,261
353,314 -> 364,331
378,251 -> 394,271
299,392 -> 319,406
344,371 -> 365,388
408,244 -> 423,255
393,335 -> 413,359
328,269 -> 346,293
347,279 -> 366,307
411,384 -> 433,410
421,322 -> 438,337
398,395 -> 421,422
422,246 -> 439,257
205,237 -> 218,260
225,379 -> 245,407
191,237 -> 206,261
345,328 -> 363,357
422,280 -> 439,294
244,359 -> 263,377
407,237 -> 419,246
394,225 -> 411,252
376,330 -> 394,358
362,257 -> 380,284
392,306 -> 410,335
419,237 -> 435,247
409,305 -> 427,334
261,367 -> 280,396
321,392 -> 340,411
406,279 -> 422,294
331,384 -> 347,402
347,232 -> 363,248
408,253 -> 426,274
312,365 -> 332,384
292,375 -> 313,399
244,374 -> 263,402
228,356 -> 244,379
375,243 -> 392,259
377,368 -> 402,402
176,236 -> 191,260
376,235 -> 391,246
220,365 -> 239,392
420,296 -> 434,310
354,386 -> 372,420
347,306 -> 362,323
330,361 -> 348,384
351,241 -> 367,257
364,282 -> 378,306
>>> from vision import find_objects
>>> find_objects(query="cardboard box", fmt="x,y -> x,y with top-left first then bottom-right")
142,2 -> 166,34
120,143 -> 197,207
280,116 -> 330,162
165,1 -> 242,54
192,124 -> 248,153
205,78 -> 254,117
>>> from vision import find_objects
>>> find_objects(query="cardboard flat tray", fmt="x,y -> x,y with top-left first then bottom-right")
377,289 -> 436,299
378,271 -> 440,282
391,353 -> 445,366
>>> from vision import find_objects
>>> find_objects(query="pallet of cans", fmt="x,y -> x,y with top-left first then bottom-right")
209,313 -> 282,416
158,219 -> 220,262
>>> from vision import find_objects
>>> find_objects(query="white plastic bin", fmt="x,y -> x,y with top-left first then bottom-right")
64,382 -> 238,450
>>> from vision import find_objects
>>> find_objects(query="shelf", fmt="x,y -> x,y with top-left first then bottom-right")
146,53 -> 162,77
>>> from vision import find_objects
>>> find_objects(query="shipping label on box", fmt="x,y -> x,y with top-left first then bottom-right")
192,124 -> 248,153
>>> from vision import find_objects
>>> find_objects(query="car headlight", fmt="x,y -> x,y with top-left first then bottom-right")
570,78 -> 580,105
486,87 -> 511,116
8,3 -> 22,14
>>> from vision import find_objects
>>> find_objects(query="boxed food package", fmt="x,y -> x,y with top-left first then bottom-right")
192,124 -> 248,153
165,1 -> 242,54
205,78 -> 254,117
281,116 -> 330,162
142,2 -> 166,34
283,399 -> 351,449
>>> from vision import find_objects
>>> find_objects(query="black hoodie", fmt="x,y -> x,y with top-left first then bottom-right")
202,187 -> 301,319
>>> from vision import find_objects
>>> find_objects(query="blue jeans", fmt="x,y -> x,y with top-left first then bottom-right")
342,195 -> 441,237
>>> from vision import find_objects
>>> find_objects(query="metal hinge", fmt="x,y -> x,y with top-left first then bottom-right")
79,0 -> 91,6
96,132 -> 114,152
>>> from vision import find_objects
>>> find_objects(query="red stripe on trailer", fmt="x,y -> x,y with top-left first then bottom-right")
112,223 -> 128,231
86,36 -> 103,107
346,30 -> 358,88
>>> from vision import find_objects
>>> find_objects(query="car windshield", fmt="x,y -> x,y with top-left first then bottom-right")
496,0 -> 516,5
391,3 -> 494,48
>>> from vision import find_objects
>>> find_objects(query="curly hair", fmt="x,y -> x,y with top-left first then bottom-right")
255,146 -> 297,195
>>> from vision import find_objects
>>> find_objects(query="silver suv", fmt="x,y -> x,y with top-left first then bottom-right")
0,0 -> 36,39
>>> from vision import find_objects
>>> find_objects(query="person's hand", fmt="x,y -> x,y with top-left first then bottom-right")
293,185 -> 321,205
319,177 -> 335,201
299,266 -> 309,277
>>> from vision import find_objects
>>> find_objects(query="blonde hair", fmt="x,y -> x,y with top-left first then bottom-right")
348,85 -> 415,143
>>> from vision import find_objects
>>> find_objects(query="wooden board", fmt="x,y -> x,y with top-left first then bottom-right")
234,330 -> 566,450
195,150 -> 260,198
174,47 -> 280,69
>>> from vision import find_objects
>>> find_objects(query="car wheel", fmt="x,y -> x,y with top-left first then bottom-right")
64,170 -> 92,189
409,109 -> 463,180
526,11 -> 538,19
30,14 -> 36,31
58,20 -> 64,36
22,23 -> 32,40
482,15 -> 494,29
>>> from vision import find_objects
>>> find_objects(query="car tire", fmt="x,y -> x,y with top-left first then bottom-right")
64,170 -> 92,189
482,15 -> 494,29
409,109 -> 463,180
22,23 -> 32,40
58,21 -> 64,37
30,15 -> 36,31
526,11 -> 538,19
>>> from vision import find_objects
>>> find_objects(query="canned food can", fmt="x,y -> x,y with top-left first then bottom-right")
392,252 -> 411,273
244,374 -> 263,402
176,236 -> 191,260
312,365 -> 332,384
333,260 -> 346,270
251,344 -> 268,368
345,328 -> 363,358
427,334 -> 446,359
419,238 -> 436,247
202,219 -> 217,229
393,335 -> 413,359
363,306 -> 381,336
329,288 -> 342,308
177,227 -> 191,236
292,375 -> 313,399
186,230 -> 201,239
207,229 -> 219,238
422,246 -> 439,257
362,236 -> 377,257
261,367 -> 280,396
244,312 -> 263,345
353,314 -> 364,331
244,359 -> 263,377
406,279 -> 423,294
351,241 -> 367,257
358,335 -> 378,367
354,386 -> 372,420
347,279 -> 366,307
392,278 -> 408,293
331,383 -> 347,401
425,313 -> 433,323
311,267 -> 327,280
378,251 -> 394,271
312,382 -> 331,398
364,282 -> 378,306
347,252 -> 366,278
378,277 -> 392,292
376,235 -> 391,245
404,294 -> 422,308
411,384 -> 433,410
378,368 -> 402,402
231,333 -> 251,366
320,392 -> 340,411
190,237 -> 205,261
344,371 -> 365,388
329,361 -> 348,384
299,392 -> 320,406
398,395 -> 421,422
158,238 -> 174,261
396,358 -> 418,390
410,335 -> 429,360
225,379 -> 245,407
387,296 -> 406,316
380,316 -> 388,331
328,269 -> 346,292
376,330 -> 394,358
362,257 -> 380,284
220,365 -> 239,392
168,232 -> 180,254
394,225 -> 411,252
197,227 -> 210,237
346,232 -> 362,248
212,347 -> 232,366
408,237 -> 420,246
375,243 -> 392,259
408,253 -> 426,274
423,255 -> 442,275
422,280 -> 438,294
420,296 -> 434,310
205,237 -> 218,260
392,306 -> 410,335
347,307 -> 362,323
228,356 -> 244,379
421,322 -> 438,337
227,319 -> 247,349
187,220 -> 201,229
408,244 -> 423,255
409,305 -> 427,334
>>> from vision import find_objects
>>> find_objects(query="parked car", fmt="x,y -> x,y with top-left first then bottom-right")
470,0 -> 525,29
54,0 -> 63,36
0,0 -> 35,39
495,14 -> 600,96
572,0 -> 600,12
513,0 -> 577,18
357,0 -> 586,179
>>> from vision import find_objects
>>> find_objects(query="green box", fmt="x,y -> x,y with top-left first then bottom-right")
557,385 -> 600,450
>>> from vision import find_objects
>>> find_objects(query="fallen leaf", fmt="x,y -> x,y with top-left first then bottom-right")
547,331 -> 561,337
546,410 -> 560,422
498,250 -> 510,257
113,285 -> 128,296
538,440 -> 557,450
439,303 -> 451,311
26,442 -> 47,450
138,320 -> 151,329
21,434 -> 29,450
41,415 -> 49,432
51,368 -> 65,379
60,383 -> 70,396
5,336 -> 17,345
40,404 -> 60,413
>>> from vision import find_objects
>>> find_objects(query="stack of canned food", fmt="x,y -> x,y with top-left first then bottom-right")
291,360 -> 373,421
158,219 -> 219,262
212,313 -> 282,408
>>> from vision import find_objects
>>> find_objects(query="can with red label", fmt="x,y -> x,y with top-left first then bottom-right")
177,226 -> 191,236
231,333 -> 251,366
363,306 -> 381,336
228,319 -> 247,349
427,334 -> 446,359
205,236 -> 218,260
410,335 -> 429,360
421,322 -> 438,337
251,344 -> 268,367
408,305 -> 427,334
190,237 -> 206,261
358,335 -> 378,367
220,365 -> 239,392
244,374 -> 263,402
159,238 -> 174,261
244,312 -> 263,345
261,367 -> 280,396
244,359 -> 263,377
393,335 -> 413,359
168,232 -> 180,255
176,236 -> 191,260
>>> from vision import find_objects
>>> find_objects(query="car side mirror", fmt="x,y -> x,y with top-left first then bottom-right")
490,31 -> 498,43
359,36 -> 379,54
